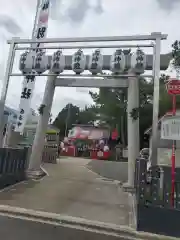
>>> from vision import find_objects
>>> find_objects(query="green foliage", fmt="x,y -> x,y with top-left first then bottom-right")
53,103 -> 97,137
130,108 -> 140,120
172,40 -> 180,68
89,87 -> 127,145
38,104 -> 46,115
89,75 -> 180,148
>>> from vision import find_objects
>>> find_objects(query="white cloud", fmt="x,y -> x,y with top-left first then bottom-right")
0,0 -> 180,118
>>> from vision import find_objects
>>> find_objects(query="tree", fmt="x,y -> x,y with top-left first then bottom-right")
89,77 -> 155,147
53,103 -> 80,137
53,104 -> 98,137
89,74 -> 180,148
89,87 -> 128,145
77,105 -> 98,125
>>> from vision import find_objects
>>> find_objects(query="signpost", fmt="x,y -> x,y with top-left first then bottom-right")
164,78 -> 180,206
161,116 -> 180,141
166,79 -> 180,95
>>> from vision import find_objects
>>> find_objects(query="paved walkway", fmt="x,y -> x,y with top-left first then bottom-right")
0,157 -> 130,226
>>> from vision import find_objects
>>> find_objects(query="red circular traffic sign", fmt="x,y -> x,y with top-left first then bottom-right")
166,79 -> 180,95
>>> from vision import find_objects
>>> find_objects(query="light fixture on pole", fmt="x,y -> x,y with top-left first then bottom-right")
72,49 -> 86,74
51,50 -> 65,74
131,49 -> 146,74
110,49 -> 125,74
89,49 -> 103,75
19,51 -> 34,74
33,51 -> 49,74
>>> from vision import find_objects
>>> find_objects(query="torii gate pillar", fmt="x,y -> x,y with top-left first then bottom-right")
126,75 -> 139,189
28,74 -> 56,176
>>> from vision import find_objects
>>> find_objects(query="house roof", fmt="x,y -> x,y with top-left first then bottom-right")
47,124 -> 60,132
144,110 -> 180,135
69,125 -> 110,140
72,124 -> 109,130
72,124 -> 94,127
4,106 -> 18,116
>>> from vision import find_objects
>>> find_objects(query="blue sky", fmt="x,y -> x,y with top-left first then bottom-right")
0,0 -> 179,118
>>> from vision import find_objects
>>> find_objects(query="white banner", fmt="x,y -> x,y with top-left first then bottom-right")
161,116 -> 180,140
15,0 -> 50,133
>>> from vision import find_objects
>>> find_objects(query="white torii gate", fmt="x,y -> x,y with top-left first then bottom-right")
0,32 -> 167,189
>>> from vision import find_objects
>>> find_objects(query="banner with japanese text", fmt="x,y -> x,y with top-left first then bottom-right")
15,0 -> 50,133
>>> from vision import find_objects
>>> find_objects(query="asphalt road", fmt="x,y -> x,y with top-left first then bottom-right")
0,215 -> 123,240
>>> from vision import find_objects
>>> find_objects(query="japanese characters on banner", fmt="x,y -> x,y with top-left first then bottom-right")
15,76 -> 35,132
15,0 -> 50,133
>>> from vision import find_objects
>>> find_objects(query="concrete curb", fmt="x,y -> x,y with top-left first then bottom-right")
87,160 -> 128,183
128,193 -> 137,229
0,205 -> 177,240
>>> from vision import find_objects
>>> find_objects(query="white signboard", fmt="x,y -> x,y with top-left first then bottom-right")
161,116 -> 180,140
15,0 -> 50,133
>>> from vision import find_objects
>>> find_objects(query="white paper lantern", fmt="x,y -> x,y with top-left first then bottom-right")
131,49 -> 146,74
72,49 -> 86,74
33,51 -> 49,74
110,49 -> 125,74
51,50 -> 65,74
19,51 -> 34,73
89,49 -> 103,74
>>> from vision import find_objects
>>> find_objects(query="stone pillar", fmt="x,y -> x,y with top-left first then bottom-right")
28,75 -> 56,177
123,74 -> 139,191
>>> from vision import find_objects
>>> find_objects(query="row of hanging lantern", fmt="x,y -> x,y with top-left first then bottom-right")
19,48 -> 146,75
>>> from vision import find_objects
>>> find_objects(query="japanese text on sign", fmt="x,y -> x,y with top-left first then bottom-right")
15,0 -> 50,133
161,116 -> 180,140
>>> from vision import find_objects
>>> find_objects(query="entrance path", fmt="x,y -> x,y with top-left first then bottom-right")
0,157 -> 131,226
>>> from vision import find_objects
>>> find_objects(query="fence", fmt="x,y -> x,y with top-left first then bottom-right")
135,158 -> 180,238
0,147 -> 28,189
61,146 -> 112,160
42,145 -> 58,164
